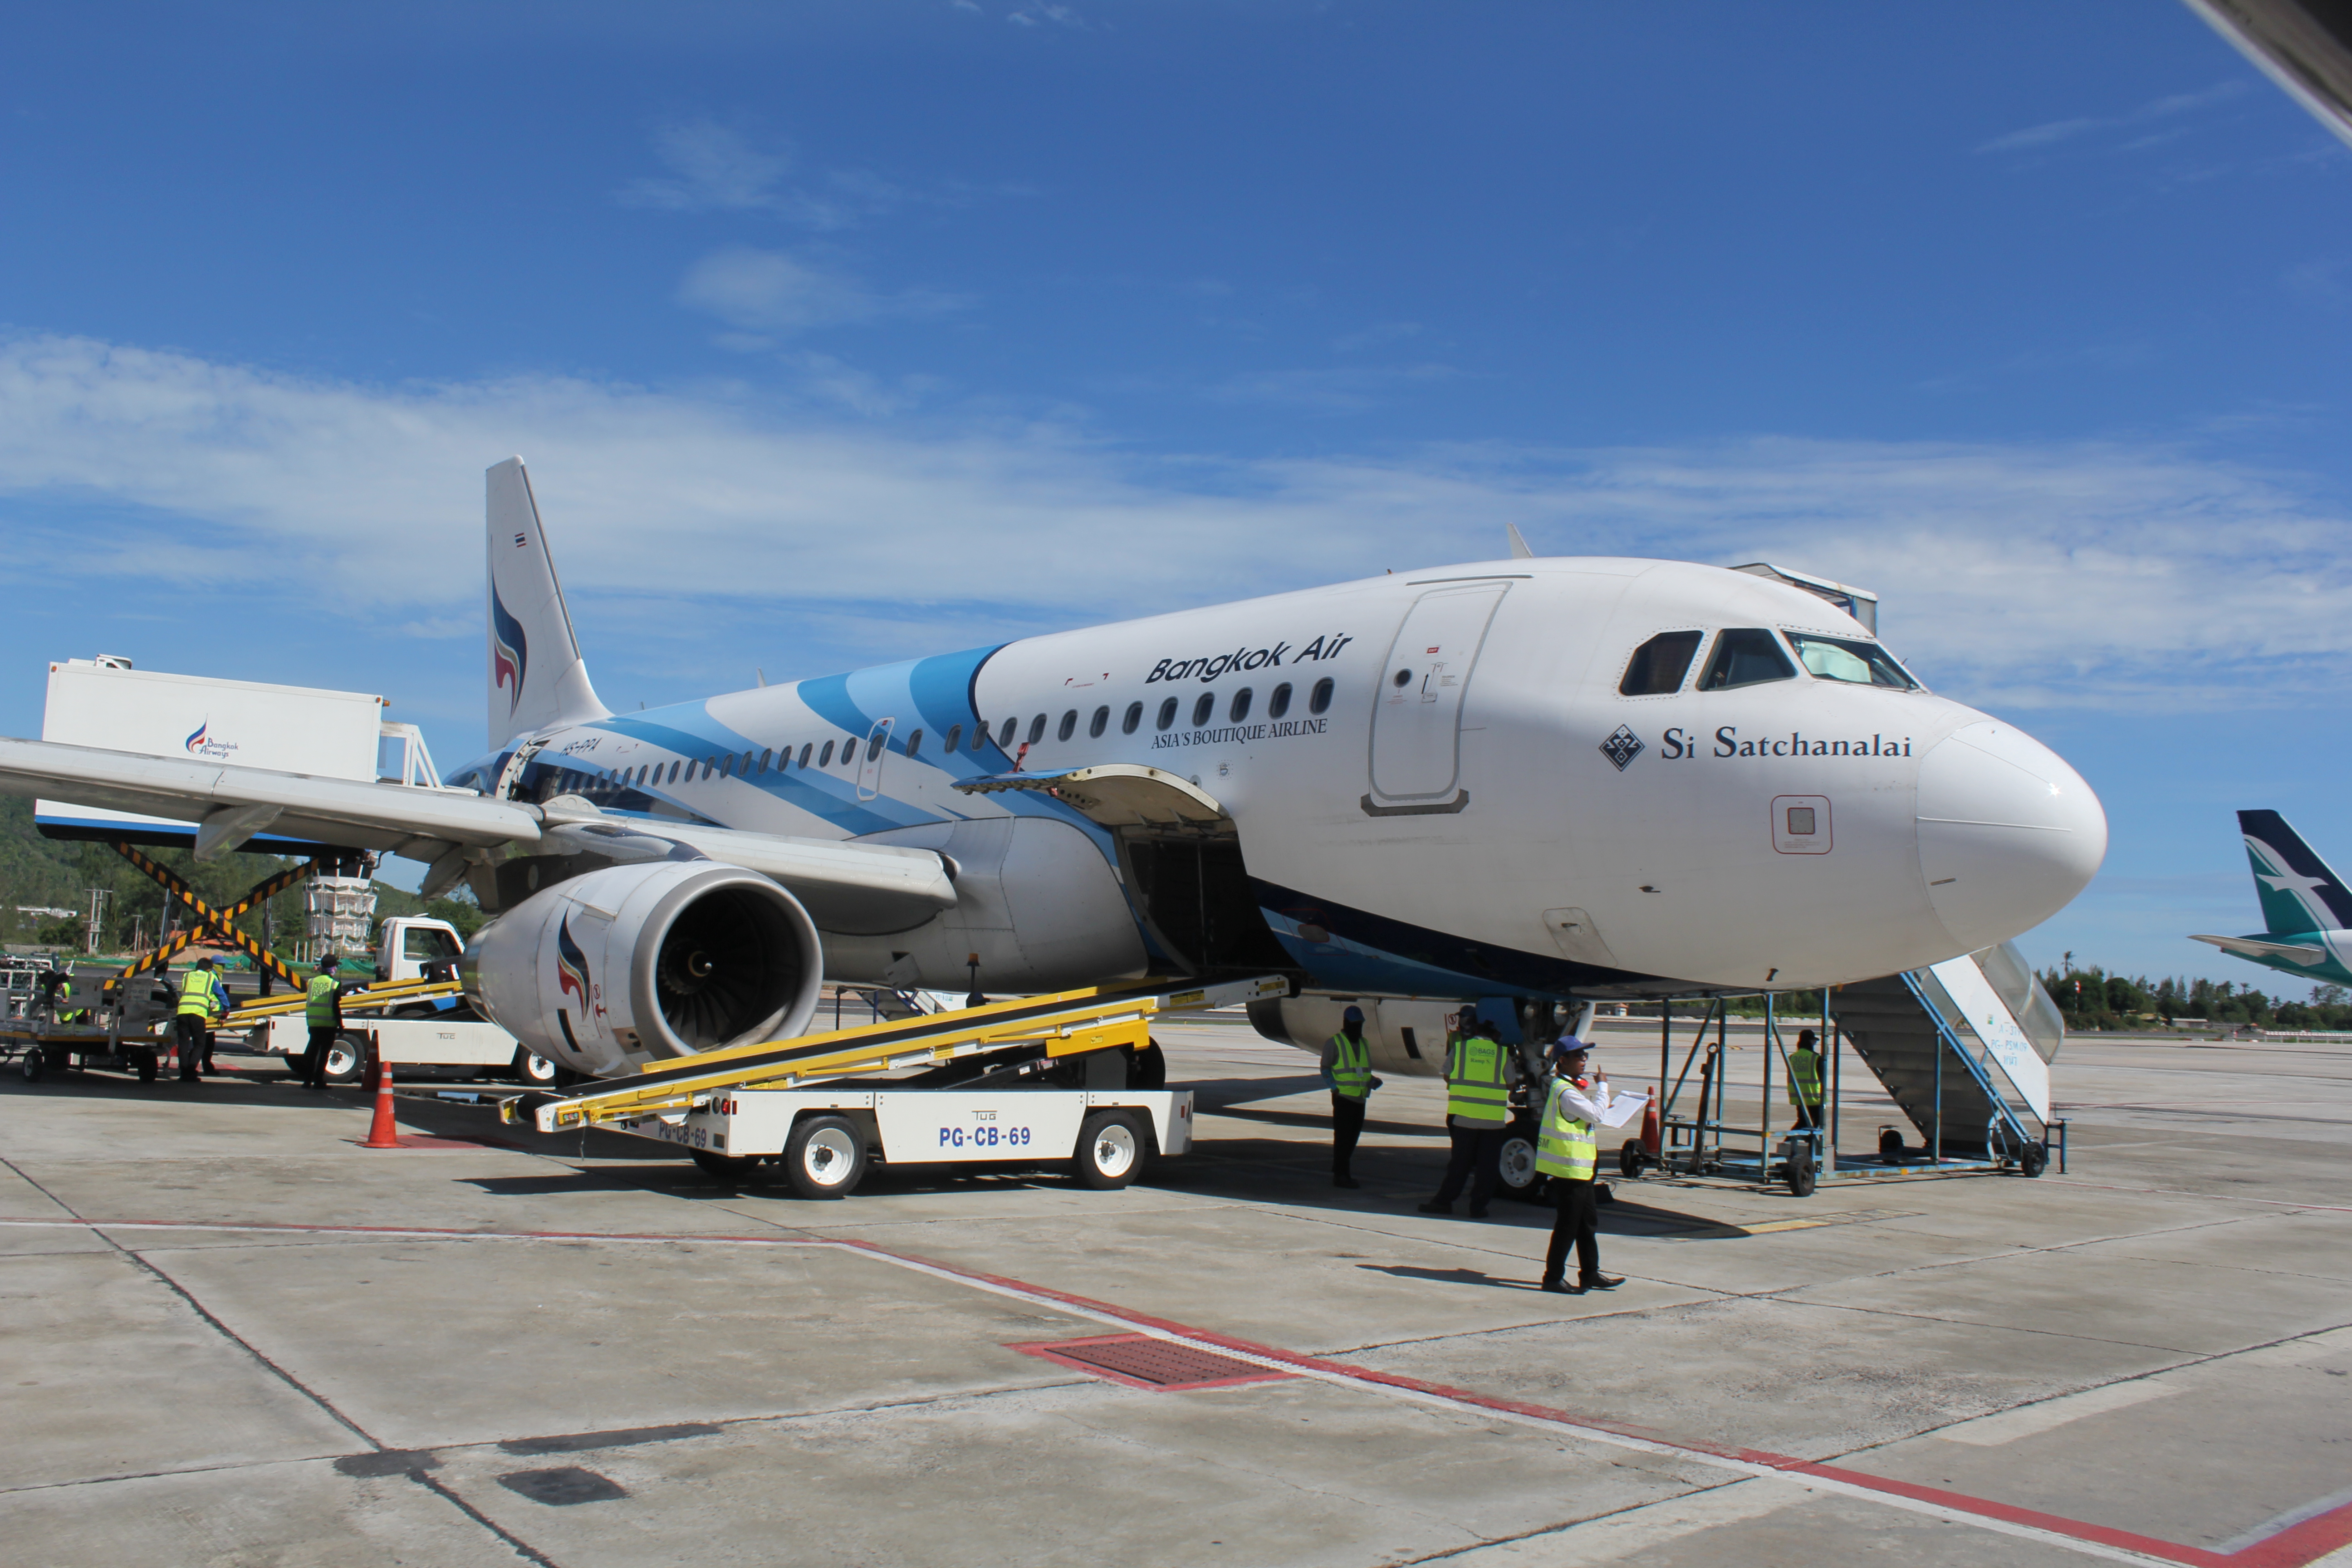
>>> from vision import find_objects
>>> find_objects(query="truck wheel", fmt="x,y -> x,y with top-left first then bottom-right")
689,1149 -> 759,1183
784,1115 -> 867,1200
19,1047 -> 44,1083
1495,1123 -> 1543,1202
1878,1127 -> 1905,1161
510,1048 -> 559,1087
322,1034 -> 367,1087
1073,1110 -> 1145,1190
1785,1145 -> 1817,1197
134,1048 -> 159,1084
2019,1142 -> 2048,1178
1618,1140 -> 1646,1179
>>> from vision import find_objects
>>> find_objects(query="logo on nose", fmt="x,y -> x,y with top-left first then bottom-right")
1599,726 -> 1645,771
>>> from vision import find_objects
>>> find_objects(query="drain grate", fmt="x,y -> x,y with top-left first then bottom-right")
1010,1333 -> 1295,1392
496,1466 -> 629,1506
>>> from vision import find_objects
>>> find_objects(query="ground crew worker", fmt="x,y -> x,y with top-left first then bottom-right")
173,958 -> 225,1083
1788,1028 -> 1825,1133
1420,1005 -> 1512,1218
1321,1004 -> 1379,1188
1536,1038 -> 1623,1295
301,959 -> 346,1090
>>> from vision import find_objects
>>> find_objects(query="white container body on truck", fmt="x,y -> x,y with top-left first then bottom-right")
39,659 -> 382,843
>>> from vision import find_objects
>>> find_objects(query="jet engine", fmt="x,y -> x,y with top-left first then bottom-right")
462,861 -> 823,1078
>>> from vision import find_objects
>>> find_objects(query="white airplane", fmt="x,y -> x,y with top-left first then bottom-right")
0,460 -> 2105,1081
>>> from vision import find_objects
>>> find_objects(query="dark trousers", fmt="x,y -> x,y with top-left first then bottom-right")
304,1026 -> 338,1088
1330,1093 -> 1367,1177
1544,1177 -> 1601,1285
173,1014 -> 207,1079
1790,1101 -> 1823,1132
1433,1121 -> 1504,1210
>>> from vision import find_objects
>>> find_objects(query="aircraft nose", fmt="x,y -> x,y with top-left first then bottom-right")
1916,719 -> 2106,951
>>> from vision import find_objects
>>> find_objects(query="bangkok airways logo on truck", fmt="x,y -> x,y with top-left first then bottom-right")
182,720 -> 238,760
491,587 -> 529,715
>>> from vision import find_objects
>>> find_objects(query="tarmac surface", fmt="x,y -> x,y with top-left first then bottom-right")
3,1015 -> 2348,1567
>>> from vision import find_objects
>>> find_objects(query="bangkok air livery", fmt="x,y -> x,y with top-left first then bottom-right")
0,459 -> 2106,1080
2191,810 -> 2352,987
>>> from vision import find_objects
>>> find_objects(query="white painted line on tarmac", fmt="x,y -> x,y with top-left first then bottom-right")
1933,1378 -> 2185,1446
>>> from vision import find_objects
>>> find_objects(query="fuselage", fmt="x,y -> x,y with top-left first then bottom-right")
449,557 -> 2106,1006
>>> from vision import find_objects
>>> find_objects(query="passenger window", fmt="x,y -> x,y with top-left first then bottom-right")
760,749 -> 773,773
1157,697 -> 1179,730
867,734 -> 885,761
1699,628 -> 1798,691
944,724 -> 962,753
1058,710 -> 1078,742
1620,631 -> 1703,696
720,755 -> 735,778
999,717 -> 1017,748
1027,715 -> 1046,745
906,729 -> 923,758
796,743 -> 812,769
1309,677 -> 1334,715
1268,683 -> 1292,719
1122,701 -> 1142,735
1089,706 -> 1109,739
1230,688 -> 1251,723
1191,692 -> 1215,727
1784,631 -> 1920,690
819,740 -> 834,768
668,760 -> 682,784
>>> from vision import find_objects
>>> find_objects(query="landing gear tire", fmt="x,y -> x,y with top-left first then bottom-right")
1073,1110 -> 1145,1190
690,1149 -> 759,1183
784,1114 -> 867,1200
1130,1039 -> 1167,1091
321,1034 -> 367,1088
1496,1123 -> 1544,1203
510,1048 -> 559,1087
2019,1142 -> 2048,1178
1785,1144 -> 1817,1197
1618,1140 -> 1647,1179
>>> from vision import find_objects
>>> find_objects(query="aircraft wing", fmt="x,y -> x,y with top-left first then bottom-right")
2188,931 -> 2332,965
2185,0 -> 2352,150
0,737 -> 955,933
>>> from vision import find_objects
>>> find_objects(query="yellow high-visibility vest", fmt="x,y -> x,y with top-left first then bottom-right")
1328,1031 -> 1371,1100
1788,1048 -> 1823,1107
176,969 -> 222,1018
1444,1032 -> 1509,1124
1534,1078 -> 1596,1181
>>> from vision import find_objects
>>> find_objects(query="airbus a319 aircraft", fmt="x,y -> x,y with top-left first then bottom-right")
0,460 -> 2106,1081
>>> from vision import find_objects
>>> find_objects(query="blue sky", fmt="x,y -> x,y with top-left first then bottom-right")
2,2 -> 2348,987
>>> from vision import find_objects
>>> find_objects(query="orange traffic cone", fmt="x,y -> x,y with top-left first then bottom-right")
1641,1085 -> 1661,1155
359,1052 -> 402,1149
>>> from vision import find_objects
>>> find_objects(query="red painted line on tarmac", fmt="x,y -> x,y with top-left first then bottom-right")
10,1215 -> 2346,1566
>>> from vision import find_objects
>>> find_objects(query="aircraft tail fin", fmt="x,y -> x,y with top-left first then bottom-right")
2237,809 -> 2352,936
486,458 -> 610,751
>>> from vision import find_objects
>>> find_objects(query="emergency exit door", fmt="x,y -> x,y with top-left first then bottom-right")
1365,582 -> 1508,812
857,716 -> 894,801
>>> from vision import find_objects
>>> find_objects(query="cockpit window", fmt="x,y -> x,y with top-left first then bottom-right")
1698,628 -> 1797,691
1784,631 -> 1919,690
1620,631 -> 1703,696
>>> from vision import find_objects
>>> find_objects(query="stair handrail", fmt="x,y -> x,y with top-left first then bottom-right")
1897,969 -> 2037,1152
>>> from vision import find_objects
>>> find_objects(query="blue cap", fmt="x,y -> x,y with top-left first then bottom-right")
1342,1004 -> 1364,1024
1553,1036 -> 1591,1058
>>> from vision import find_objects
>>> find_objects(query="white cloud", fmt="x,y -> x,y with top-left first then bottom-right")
676,245 -> 965,334
619,119 -> 992,231
1976,80 -> 2246,156
0,333 -> 2344,713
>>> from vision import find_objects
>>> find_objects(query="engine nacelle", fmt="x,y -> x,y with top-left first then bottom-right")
463,861 -> 823,1077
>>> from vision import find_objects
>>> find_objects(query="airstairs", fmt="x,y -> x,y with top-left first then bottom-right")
499,975 -> 1288,1134
1834,940 -> 2062,1162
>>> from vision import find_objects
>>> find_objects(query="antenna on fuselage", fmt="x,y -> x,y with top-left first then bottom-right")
1506,524 -> 1535,559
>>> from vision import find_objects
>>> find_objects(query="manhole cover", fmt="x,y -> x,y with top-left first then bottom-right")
496,1467 -> 629,1506
1009,1334 -> 1294,1391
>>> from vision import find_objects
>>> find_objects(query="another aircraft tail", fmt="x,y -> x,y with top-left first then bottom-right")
2237,809 -> 2352,936
486,458 -> 611,751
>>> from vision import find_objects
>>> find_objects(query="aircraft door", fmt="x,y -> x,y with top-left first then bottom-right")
857,717 -> 894,801
1366,583 -> 1508,812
